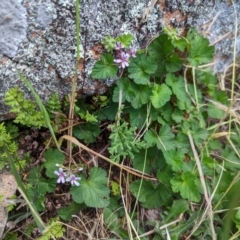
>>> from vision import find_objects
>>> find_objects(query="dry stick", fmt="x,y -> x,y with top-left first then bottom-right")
67,216 -> 92,237
205,98 -> 240,121
210,31 -> 232,46
59,135 -> 156,181
187,132 -> 216,240
67,0 -> 80,159
119,168 -> 138,240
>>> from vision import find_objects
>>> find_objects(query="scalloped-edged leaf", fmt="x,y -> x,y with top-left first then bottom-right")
57,202 -> 85,221
165,73 -> 188,102
187,28 -> 214,66
163,150 -> 184,171
43,148 -> 65,178
148,34 -> 174,61
128,54 -> 157,84
165,199 -> 189,223
91,54 -> 118,79
70,167 -> 110,208
166,53 -> 183,72
130,180 -> 171,208
144,125 -> 175,151
113,79 -> 151,108
115,34 -> 134,47
101,36 -> 117,52
131,147 -> 160,173
150,83 -> 172,109
73,122 -> 100,144
171,172 -> 201,202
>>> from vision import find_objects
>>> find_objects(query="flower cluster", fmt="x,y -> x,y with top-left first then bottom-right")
54,167 -> 82,186
113,42 -> 136,69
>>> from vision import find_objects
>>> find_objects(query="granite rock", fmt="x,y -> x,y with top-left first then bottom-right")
0,0 -> 239,119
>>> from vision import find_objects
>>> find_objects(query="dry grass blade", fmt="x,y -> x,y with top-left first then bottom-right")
187,131 -> 216,240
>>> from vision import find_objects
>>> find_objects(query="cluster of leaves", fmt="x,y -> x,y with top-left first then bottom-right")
88,28 -> 240,238
91,28 -> 216,202
2,88 -> 112,238
4,90 -> 62,129
0,122 -> 28,170
2,27 -> 240,239
4,88 -> 46,128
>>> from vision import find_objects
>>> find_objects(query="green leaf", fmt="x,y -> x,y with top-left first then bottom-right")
91,54 -> 118,79
110,181 -> 121,196
165,53 -> 183,72
101,36 -> 117,52
150,83 -> 172,109
163,150 -> 185,171
116,34 -> 134,47
148,34 -> 174,61
234,210 -> 240,230
165,73 -> 188,102
172,38 -> 188,52
108,122 -> 145,162
43,148 -> 65,178
211,90 -> 229,104
70,167 -> 110,208
129,106 -> 147,128
84,111 -> 98,122
112,78 -> 131,103
132,147 -> 159,174
113,78 -> 151,108
175,132 -> 190,153
195,69 -> 217,94
128,54 -> 157,84
187,28 -> 214,66
144,125 -> 175,151
103,208 -> 129,238
207,104 -> 225,119
57,202 -> 85,221
191,124 -> 209,147
4,87 -> 46,128
172,108 -> 183,123
38,218 -> 65,240
202,155 -> 217,169
131,84 -> 151,109
160,103 -> 174,123
157,166 -> 173,188
130,180 -> 171,208
95,101 -> 118,121
2,232 -> 18,240
171,172 -> 201,202
103,207 -> 119,229
27,187 -> 45,211
46,93 -> 61,112
165,199 -> 189,223
73,123 -> 100,144
207,91 -> 229,119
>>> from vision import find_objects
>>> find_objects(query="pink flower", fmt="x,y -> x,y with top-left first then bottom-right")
114,52 -> 130,68
115,42 -> 124,50
66,174 -> 81,186
54,168 -> 66,184
129,48 -> 136,58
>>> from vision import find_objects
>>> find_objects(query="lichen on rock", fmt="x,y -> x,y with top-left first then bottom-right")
0,0 -> 239,119
0,0 -> 28,58
0,0 -> 162,118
